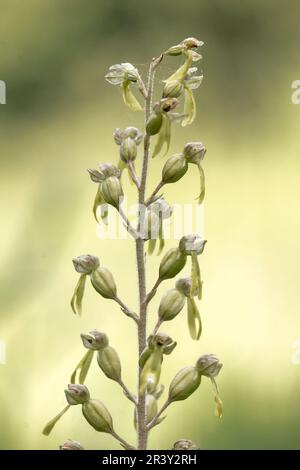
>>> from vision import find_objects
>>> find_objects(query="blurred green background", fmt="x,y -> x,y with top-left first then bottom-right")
1,0 -> 300,450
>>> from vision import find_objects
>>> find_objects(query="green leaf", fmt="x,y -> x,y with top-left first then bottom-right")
187,297 -> 202,340
182,84 -> 196,127
71,350 -> 94,384
70,274 -> 87,315
152,114 -> 171,158
42,405 -> 71,436
122,81 -> 143,112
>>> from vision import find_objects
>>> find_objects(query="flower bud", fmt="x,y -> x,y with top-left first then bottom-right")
60,440 -> 84,450
158,288 -> 185,322
146,111 -> 163,135
162,154 -> 188,184
146,394 -> 158,424
182,37 -> 204,49
81,330 -> 109,351
175,277 -> 193,297
90,267 -> 117,299
163,80 -> 184,98
113,128 -> 123,145
196,354 -> 222,378
173,439 -> 199,450
168,366 -> 201,402
183,142 -> 206,164
99,163 -> 121,179
179,234 -> 207,255
82,399 -> 114,433
97,345 -> 122,382
87,169 -> 104,183
123,126 -> 143,144
120,137 -> 137,163
159,247 -> 187,281
101,176 -> 124,208
65,384 -> 90,405
72,255 -> 99,274
164,44 -> 184,56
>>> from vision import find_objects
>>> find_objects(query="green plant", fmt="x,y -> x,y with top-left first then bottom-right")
43,37 -> 223,450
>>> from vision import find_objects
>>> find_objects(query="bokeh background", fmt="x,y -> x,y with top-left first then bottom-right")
1,0 -> 300,450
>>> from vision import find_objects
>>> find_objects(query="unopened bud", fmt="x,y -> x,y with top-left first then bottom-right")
124,126 -> 143,144
196,354 -> 222,377
146,111 -> 163,136
65,384 -> 90,405
97,345 -> 122,382
113,128 -> 123,145
159,247 -> 187,281
87,169 -> 104,183
101,176 -> 124,208
173,439 -> 199,450
82,399 -> 114,433
90,267 -> 117,299
99,163 -> 121,179
158,288 -> 185,322
60,440 -> 84,450
175,277 -> 193,297
168,366 -> 201,402
120,137 -> 137,163
163,80 -> 184,98
183,142 -> 206,164
81,330 -> 109,350
179,234 -> 207,255
162,154 -> 188,184
72,255 -> 99,274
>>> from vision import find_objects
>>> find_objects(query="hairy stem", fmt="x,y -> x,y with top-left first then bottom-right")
135,58 -> 158,450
